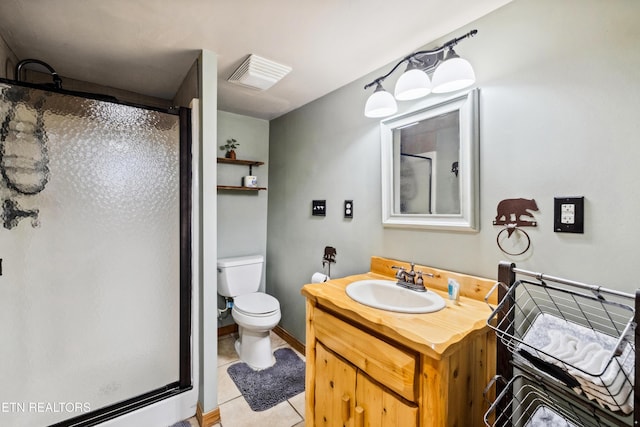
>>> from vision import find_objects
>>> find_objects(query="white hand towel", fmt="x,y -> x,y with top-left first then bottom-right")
563,341 -> 604,366
540,330 -> 578,361
519,312 -> 635,414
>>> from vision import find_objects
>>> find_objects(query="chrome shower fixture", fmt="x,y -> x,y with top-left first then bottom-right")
363,29 -> 478,118
15,59 -> 63,90
2,199 -> 39,229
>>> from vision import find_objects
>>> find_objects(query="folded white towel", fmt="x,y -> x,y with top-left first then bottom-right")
540,330 -> 580,361
575,353 -> 634,413
573,353 -> 631,392
520,313 -> 635,414
578,377 -> 634,413
564,342 -> 605,367
524,406 -> 578,427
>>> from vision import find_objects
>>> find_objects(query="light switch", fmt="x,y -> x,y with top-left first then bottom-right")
312,200 -> 326,216
554,197 -> 584,233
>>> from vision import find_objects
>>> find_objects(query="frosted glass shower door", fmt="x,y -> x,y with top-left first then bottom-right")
0,82 -> 189,427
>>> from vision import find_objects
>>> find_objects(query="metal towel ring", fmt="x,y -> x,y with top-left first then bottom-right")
496,225 -> 531,256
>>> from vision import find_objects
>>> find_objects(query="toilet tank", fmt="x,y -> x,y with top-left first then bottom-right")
217,255 -> 264,297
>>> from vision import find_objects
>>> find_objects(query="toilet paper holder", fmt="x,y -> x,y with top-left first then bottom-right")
322,246 -> 336,276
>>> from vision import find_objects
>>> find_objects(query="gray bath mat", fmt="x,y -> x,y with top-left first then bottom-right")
168,421 -> 191,427
227,347 -> 305,411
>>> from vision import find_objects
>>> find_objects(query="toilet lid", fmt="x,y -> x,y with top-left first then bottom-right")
234,293 -> 280,315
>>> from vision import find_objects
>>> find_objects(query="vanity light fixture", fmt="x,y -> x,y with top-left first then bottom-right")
432,46 -> 476,93
363,82 -> 398,118
364,29 -> 477,118
394,60 -> 431,101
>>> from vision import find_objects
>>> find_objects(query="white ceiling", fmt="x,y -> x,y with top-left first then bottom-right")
0,0 -> 511,120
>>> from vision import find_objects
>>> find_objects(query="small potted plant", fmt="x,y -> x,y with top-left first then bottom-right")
220,138 -> 239,159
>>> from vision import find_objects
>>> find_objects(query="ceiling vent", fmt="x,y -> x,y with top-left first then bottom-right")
227,54 -> 292,91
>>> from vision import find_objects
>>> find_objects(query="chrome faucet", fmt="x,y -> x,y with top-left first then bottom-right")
391,263 -> 434,292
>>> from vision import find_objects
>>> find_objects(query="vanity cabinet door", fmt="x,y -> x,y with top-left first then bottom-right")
355,372 -> 418,427
315,342 -> 357,427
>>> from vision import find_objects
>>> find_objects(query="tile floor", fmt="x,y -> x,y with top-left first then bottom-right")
183,332 -> 306,427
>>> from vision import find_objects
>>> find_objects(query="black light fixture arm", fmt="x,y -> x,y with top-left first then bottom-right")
363,29 -> 478,90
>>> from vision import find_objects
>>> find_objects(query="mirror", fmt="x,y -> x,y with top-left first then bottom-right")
381,89 -> 479,231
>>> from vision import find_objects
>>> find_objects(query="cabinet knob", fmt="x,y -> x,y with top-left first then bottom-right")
341,394 -> 350,421
355,406 -> 364,427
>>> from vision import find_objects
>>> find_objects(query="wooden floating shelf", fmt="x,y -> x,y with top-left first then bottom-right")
217,157 -> 266,191
217,157 -> 264,167
217,185 -> 267,191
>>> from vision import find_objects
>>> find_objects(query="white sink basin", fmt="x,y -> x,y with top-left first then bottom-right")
345,279 -> 446,314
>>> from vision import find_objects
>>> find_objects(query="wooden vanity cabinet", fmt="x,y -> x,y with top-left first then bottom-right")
314,342 -> 356,427
305,302 -> 492,427
303,257 -> 496,427
355,370 -> 418,427
314,342 -> 418,427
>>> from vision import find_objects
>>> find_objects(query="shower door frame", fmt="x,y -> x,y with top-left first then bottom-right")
0,79 -> 193,427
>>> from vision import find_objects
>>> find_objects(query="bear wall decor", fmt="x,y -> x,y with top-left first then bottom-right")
493,198 -> 539,255
493,198 -> 539,227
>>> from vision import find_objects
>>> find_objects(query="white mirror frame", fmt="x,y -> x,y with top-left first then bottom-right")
381,89 -> 479,231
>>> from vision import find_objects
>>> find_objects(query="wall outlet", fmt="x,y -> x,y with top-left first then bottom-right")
344,200 -> 353,218
554,197 -> 584,233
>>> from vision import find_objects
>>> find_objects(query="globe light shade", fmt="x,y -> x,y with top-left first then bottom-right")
364,85 -> 398,118
394,68 -> 432,101
432,52 -> 476,94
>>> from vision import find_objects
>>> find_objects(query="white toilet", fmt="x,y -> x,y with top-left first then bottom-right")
217,255 -> 281,369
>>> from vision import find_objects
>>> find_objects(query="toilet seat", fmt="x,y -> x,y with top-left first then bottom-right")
234,292 -> 280,317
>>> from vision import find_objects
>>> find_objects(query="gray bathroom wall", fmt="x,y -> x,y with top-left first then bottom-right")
0,32 -> 17,78
217,111 -> 269,326
267,0 -> 640,342
173,60 -> 199,108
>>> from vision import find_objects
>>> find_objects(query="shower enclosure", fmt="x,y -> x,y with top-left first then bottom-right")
0,79 -> 193,427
